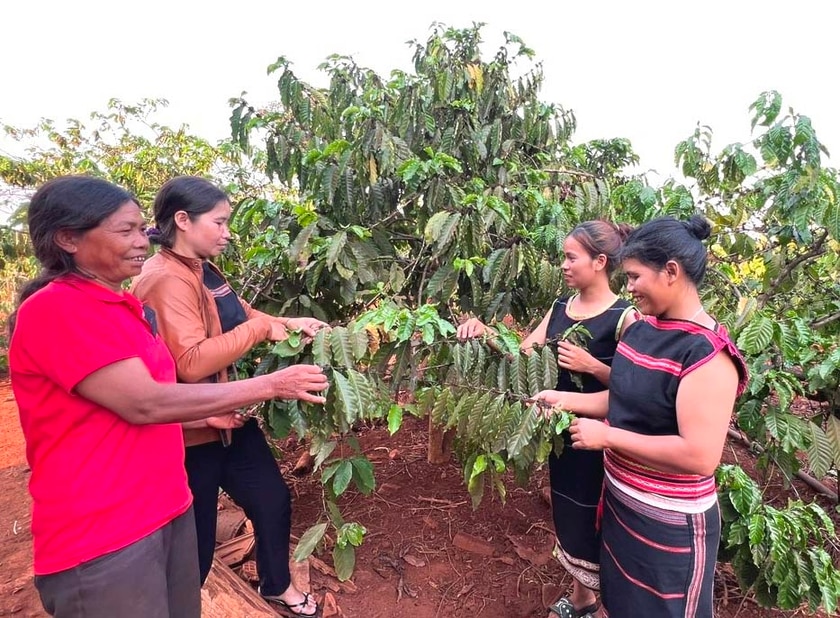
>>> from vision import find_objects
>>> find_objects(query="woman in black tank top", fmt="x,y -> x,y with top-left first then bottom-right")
458,221 -> 636,618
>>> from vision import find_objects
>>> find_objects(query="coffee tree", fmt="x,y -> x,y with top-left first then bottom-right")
229,23 -> 839,607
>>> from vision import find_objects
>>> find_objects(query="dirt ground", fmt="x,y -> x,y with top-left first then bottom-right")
0,377 -> 836,617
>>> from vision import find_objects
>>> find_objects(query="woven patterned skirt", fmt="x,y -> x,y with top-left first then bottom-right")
599,481 -> 720,617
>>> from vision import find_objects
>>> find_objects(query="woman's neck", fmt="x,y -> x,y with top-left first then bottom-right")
169,242 -> 204,261
659,290 -> 713,326
567,281 -> 618,319
576,281 -> 616,305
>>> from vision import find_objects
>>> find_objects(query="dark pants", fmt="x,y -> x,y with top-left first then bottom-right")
185,419 -> 292,596
35,508 -> 200,618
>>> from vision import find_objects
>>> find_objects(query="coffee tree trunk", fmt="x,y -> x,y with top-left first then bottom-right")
427,416 -> 454,464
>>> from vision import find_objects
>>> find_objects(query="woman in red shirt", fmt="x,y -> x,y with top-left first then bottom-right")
9,175 -> 328,618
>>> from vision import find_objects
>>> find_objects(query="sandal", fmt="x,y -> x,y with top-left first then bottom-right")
261,590 -> 320,617
548,596 -> 599,618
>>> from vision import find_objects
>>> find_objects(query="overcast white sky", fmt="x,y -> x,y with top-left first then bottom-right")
1,0 -> 837,179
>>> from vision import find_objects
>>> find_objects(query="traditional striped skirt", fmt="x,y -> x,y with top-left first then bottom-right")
600,480 -> 720,617
549,445 -> 604,590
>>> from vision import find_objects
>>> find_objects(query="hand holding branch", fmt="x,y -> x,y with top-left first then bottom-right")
268,364 -> 330,404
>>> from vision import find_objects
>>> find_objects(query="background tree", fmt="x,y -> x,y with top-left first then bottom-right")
228,22 -> 638,324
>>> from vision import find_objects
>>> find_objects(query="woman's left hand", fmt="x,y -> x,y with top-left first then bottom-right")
556,341 -> 596,374
284,317 -> 331,338
206,412 -> 247,430
569,417 -> 609,450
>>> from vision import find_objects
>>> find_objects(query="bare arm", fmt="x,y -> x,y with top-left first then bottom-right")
519,311 -> 550,352
74,358 -> 329,425
569,351 -> 738,475
533,389 -> 609,418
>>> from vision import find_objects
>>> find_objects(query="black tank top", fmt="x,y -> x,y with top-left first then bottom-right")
202,262 -> 247,334
545,295 -> 633,394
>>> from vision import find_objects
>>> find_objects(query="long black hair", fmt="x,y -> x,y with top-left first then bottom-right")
150,176 -> 228,248
8,176 -> 138,334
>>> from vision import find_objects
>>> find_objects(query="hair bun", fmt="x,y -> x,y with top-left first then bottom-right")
684,215 -> 711,241
615,222 -> 634,242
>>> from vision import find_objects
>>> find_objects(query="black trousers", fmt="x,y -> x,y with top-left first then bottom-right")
185,419 -> 292,596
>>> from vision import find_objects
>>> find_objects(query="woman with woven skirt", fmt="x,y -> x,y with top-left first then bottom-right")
459,220 -> 636,618
543,215 -> 748,618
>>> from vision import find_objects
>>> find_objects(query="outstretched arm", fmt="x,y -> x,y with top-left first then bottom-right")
75,358 -> 328,426
533,389 -> 609,419
569,351 -> 738,475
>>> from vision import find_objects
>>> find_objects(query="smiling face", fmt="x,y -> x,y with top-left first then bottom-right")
173,200 -> 232,259
561,235 -> 606,291
61,201 -> 149,291
622,257 -> 672,316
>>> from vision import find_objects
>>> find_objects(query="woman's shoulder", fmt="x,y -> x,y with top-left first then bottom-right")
132,252 -> 196,295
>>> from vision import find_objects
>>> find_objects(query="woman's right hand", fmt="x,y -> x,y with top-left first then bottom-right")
268,364 -> 330,404
457,317 -> 488,340
531,390 -> 567,417
267,319 -> 289,342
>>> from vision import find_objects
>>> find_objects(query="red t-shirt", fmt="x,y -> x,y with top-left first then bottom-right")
9,275 -> 192,574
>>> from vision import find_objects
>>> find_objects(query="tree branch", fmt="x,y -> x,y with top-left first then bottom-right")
811,310 -> 840,330
758,230 -> 828,306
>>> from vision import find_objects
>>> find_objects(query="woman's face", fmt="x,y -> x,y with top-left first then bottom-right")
561,236 -> 603,290
623,257 -> 670,316
178,200 -> 232,259
69,201 -> 149,291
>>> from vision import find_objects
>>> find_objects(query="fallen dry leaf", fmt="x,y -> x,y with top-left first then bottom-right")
402,554 -> 426,568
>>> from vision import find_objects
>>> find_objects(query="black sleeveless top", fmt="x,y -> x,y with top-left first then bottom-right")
202,262 -> 247,334
545,295 -> 633,394
608,316 -> 748,436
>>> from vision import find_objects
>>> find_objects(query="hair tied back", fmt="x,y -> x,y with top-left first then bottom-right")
684,214 -> 711,241
146,227 -> 163,244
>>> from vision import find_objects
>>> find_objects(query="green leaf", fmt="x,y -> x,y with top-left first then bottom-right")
805,423 -> 833,480
737,315 -> 774,355
825,415 -> 840,466
271,334 -> 306,358
332,460 -> 353,496
541,345 -> 558,390
310,438 -> 337,471
325,500 -> 345,528
506,404 -> 539,458
527,350 -> 542,395
350,457 -> 376,494
333,543 -> 356,581
293,522 -> 327,561
387,404 -> 403,435
312,328 -> 331,366
749,91 -> 782,129
336,522 -> 367,548
326,230 -> 348,269
467,466 -> 485,508
470,454 -> 488,483
330,326 -> 355,368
